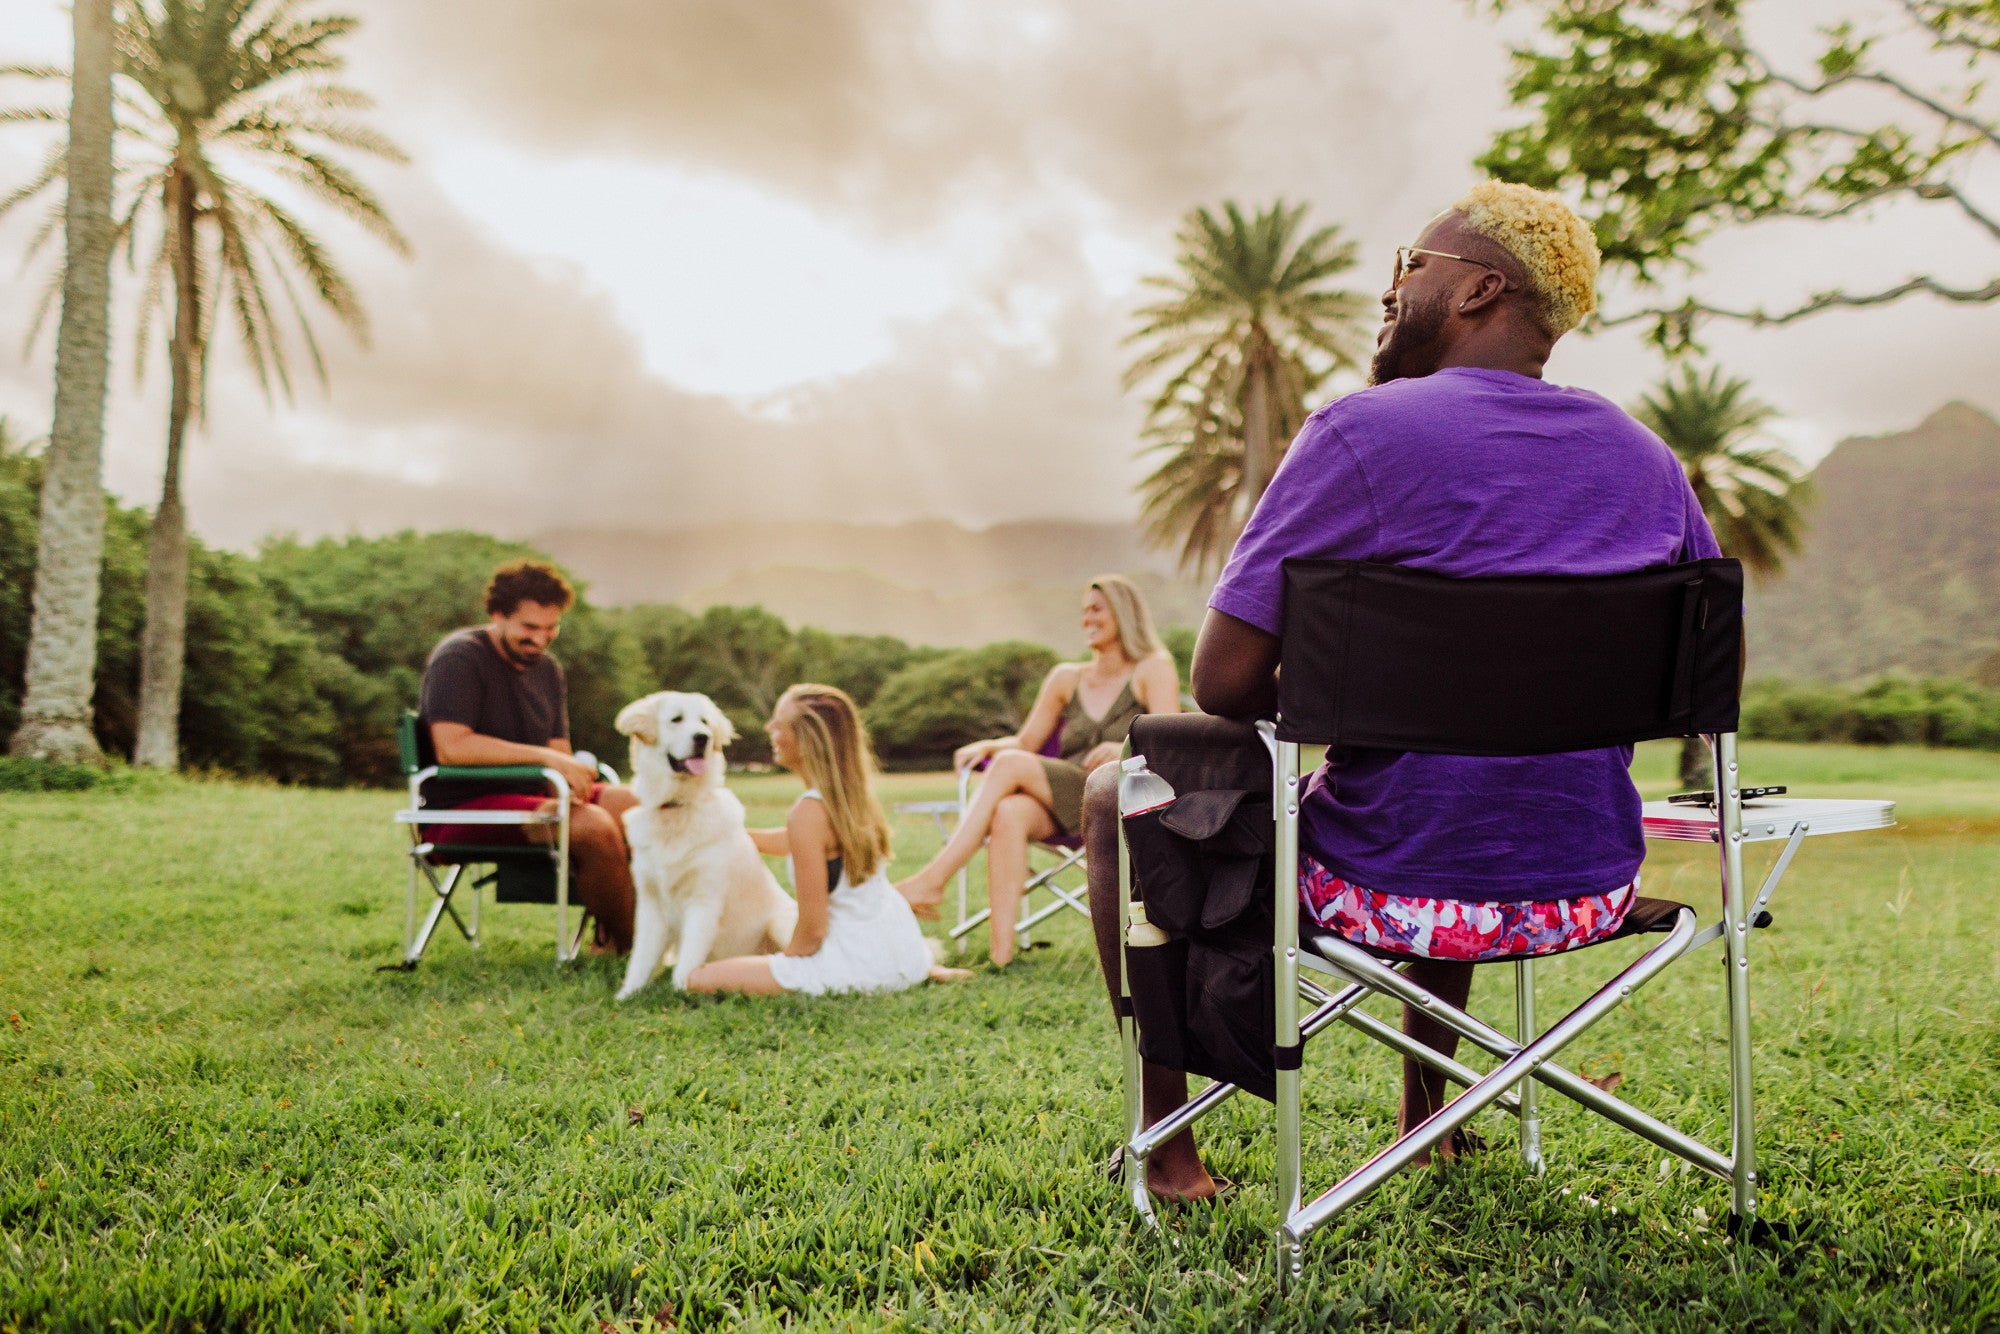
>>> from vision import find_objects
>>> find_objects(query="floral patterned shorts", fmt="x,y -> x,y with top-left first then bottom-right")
1300,853 -> 1636,962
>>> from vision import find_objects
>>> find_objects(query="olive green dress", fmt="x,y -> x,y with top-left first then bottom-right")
1037,676 -> 1145,836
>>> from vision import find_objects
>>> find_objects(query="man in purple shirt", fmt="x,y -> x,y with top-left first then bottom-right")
1084,182 -> 1720,1201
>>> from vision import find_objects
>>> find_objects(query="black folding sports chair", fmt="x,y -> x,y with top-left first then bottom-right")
1116,557 -> 1774,1279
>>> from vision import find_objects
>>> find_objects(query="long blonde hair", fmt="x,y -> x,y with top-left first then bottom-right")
1090,574 -> 1165,664
780,684 -> 893,883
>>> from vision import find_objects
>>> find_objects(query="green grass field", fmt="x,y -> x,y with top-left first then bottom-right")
3,740 -> 1997,1331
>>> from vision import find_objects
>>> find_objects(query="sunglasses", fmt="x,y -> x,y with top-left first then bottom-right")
1393,246 -> 1519,291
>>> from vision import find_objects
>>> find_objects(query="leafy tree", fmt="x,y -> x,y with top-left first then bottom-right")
1633,363 -> 1813,783
867,642 -> 1059,767
257,530 -> 557,783
2,0 -> 409,770
1481,0 -> 2000,349
5,0 -> 115,764
0,442 -> 346,778
1124,200 -> 1371,574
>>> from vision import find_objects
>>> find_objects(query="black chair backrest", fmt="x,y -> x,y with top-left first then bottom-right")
1276,558 -> 1743,754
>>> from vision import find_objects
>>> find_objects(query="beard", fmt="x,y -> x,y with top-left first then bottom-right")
1368,288 -> 1451,385
496,632 -> 544,665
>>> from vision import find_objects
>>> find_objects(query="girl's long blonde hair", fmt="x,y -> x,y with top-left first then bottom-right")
1090,573 -> 1165,664
780,684 -> 893,883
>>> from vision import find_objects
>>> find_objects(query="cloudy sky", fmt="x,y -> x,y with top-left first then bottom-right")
0,0 -> 1994,550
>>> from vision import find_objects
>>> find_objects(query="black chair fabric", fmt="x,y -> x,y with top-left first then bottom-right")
1275,559 -> 1743,753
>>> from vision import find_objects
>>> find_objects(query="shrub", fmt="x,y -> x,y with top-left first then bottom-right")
1742,677 -> 2000,750
867,641 -> 1059,767
0,757 -> 115,793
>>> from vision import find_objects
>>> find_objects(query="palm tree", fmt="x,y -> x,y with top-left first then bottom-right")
5,0 -> 116,764
3,0 -> 408,769
1124,199 -> 1371,575
1633,364 -> 1814,787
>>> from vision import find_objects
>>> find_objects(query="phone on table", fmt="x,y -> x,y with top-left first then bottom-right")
1667,785 -> 1787,807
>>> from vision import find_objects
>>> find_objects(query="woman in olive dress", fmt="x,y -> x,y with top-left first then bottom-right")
896,575 -> 1180,966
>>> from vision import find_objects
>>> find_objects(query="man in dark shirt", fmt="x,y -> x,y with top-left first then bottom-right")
418,560 -> 636,952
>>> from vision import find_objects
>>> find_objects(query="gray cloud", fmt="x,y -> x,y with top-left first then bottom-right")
2,0 -> 1993,556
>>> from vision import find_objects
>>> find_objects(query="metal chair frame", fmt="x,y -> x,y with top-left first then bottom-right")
390,711 -> 617,968
1109,558 -> 1891,1284
899,760 -> 1090,956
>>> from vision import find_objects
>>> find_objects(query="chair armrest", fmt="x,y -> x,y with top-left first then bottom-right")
431,764 -> 553,783
1127,714 -> 1273,794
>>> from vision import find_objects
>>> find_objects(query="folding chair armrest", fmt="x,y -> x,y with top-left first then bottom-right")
430,764 -> 557,783
1126,713 -> 1274,792
408,766 -> 575,812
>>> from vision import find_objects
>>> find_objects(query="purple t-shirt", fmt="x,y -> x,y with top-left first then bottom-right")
1209,367 -> 1721,902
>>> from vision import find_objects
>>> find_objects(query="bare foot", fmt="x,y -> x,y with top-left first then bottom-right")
1404,1125 -> 1487,1170
895,875 -> 943,919
1145,1143 -> 1219,1202
927,964 -> 974,983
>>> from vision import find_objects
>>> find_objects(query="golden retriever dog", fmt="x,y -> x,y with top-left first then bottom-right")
612,691 -> 797,999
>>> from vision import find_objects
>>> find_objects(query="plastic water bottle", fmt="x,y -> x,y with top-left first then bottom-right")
1119,755 -> 1177,947
1118,754 -> 1175,818
1126,898 -> 1170,948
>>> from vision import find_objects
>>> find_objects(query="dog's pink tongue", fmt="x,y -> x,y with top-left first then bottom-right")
683,755 -> 709,777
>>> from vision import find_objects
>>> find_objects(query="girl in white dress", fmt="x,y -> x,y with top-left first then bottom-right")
686,684 -> 970,996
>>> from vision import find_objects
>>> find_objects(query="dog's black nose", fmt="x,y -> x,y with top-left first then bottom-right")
691,733 -> 710,755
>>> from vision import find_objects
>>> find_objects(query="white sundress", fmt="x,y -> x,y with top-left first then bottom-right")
766,790 -> 934,996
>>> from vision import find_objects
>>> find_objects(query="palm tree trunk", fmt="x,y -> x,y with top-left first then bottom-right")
133,165 -> 199,771
11,0 -> 116,764
1240,347 -> 1273,519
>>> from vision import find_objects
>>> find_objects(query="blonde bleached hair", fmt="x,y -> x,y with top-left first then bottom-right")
1451,180 -> 1600,337
779,684 -> 893,883
1089,574 -> 1165,665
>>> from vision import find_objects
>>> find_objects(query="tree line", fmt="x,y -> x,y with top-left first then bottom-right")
6,0 -> 1991,783
0,436 -> 1126,782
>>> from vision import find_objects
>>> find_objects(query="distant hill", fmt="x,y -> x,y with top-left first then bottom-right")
1747,402 -> 2000,682
537,403 -> 2000,675
534,519 -> 1216,648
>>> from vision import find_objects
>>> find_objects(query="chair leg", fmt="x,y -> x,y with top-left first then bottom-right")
404,864 -> 466,966
1283,908 -> 1700,1252
1274,741 -> 1304,1287
1516,957 -> 1543,1173
1116,790 -> 1155,1225
1304,941 -> 1731,1180
555,806 -> 574,965
1715,733 -> 1760,1228
405,851 -> 419,958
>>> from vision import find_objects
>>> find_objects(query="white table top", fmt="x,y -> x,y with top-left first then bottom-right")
1641,796 -> 1896,844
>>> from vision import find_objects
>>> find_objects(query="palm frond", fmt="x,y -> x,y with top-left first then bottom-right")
9,0 -> 406,400
0,142 -> 67,222
1124,197 -> 1372,556
1633,363 -> 1813,581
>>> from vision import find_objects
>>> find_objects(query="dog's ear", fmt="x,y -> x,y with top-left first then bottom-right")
702,697 -> 736,749
614,695 -> 661,747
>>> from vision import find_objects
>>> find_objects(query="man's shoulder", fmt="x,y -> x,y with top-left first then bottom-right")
425,626 -> 490,670
1320,371 -> 1658,451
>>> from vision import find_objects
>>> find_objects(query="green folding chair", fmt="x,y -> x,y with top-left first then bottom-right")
389,710 -> 617,968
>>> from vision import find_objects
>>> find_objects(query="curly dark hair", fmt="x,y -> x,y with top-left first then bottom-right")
484,560 -> 575,617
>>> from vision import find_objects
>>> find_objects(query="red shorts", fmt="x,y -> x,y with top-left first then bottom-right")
420,783 -> 606,849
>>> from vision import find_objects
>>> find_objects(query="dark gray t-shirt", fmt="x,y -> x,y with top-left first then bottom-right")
418,626 -> 569,807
